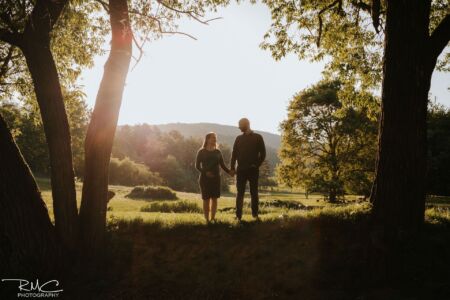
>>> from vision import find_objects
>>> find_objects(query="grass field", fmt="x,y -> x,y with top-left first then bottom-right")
38,177 -> 373,224
38,177 -> 449,226
35,178 -> 450,299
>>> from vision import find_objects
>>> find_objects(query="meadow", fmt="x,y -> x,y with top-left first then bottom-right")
38,177 -> 369,225
36,178 -> 450,299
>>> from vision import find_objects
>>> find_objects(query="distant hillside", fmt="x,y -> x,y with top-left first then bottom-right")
115,122 -> 281,172
155,122 -> 281,150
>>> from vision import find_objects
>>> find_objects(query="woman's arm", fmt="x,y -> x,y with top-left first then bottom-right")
218,151 -> 231,174
195,150 -> 203,173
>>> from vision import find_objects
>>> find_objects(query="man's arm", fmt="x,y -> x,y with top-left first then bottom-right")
258,135 -> 266,167
230,137 -> 238,171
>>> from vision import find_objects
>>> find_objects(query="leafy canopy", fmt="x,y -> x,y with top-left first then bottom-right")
260,0 -> 449,94
277,80 -> 378,199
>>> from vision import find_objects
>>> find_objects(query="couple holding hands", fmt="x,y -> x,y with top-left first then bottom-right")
195,118 -> 266,223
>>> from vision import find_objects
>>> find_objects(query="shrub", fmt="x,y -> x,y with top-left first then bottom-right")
109,157 -> 163,187
140,200 -> 202,213
427,104 -> 450,196
126,186 -> 178,200
260,199 -> 310,210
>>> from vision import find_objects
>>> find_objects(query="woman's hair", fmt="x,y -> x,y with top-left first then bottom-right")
202,132 -> 218,149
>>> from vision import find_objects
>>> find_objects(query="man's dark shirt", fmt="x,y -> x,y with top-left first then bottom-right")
231,131 -> 266,171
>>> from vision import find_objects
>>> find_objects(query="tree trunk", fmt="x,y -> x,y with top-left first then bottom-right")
329,189 -> 337,203
0,114 -> 59,276
79,0 -> 132,254
2,0 -> 79,252
371,0 -> 433,235
20,40 -> 78,252
369,0 -> 435,282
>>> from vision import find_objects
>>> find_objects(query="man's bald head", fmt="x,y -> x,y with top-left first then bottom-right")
238,118 -> 251,133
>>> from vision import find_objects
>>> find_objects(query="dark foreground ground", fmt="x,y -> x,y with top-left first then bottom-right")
1,209 -> 449,299
53,210 -> 450,300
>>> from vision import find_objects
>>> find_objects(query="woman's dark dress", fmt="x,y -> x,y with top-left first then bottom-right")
195,148 -> 230,200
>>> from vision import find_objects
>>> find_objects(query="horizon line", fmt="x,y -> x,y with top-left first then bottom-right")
117,121 -> 281,135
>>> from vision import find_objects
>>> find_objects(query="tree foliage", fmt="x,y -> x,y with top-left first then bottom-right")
109,157 -> 163,186
259,160 -> 277,188
0,1 -> 106,100
427,102 -> 450,196
0,89 -> 89,177
260,0 -> 449,93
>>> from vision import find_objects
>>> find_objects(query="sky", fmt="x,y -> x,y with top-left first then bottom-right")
80,2 -> 450,134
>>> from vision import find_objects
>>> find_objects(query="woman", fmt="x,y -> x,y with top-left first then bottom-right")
195,132 -> 232,223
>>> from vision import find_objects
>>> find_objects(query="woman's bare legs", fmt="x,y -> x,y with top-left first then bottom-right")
203,199 -> 210,222
210,198 -> 218,221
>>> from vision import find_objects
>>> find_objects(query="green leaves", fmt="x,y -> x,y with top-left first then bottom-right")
260,0 -> 449,96
0,1 -> 106,104
427,103 -> 450,195
0,87 -> 90,177
277,79 -> 378,199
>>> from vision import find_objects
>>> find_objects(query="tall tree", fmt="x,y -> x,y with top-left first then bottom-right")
78,0 -> 224,254
370,0 -> 449,235
79,0 -> 133,254
260,0 -> 449,233
0,0 -> 79,250
278,80 -> 377,202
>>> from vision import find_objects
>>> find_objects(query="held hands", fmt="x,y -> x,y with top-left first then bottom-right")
206,171 -> 215,178
228,169 -> 236,177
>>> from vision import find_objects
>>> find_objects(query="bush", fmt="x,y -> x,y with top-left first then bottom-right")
140,200 -> 202,213
427,104 -> 450,196
126,186 -> 178,200
260,199 -> 310,210
109,157 -> 163,187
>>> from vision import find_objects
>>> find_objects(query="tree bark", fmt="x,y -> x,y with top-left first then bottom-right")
370,0 -> 433,235
19,36 -> 78,253
79,0 -> 132,254
329,189 -> 337,203
2,0 -> 79,252
368,0 -> 445,282
0,114 -> 59,276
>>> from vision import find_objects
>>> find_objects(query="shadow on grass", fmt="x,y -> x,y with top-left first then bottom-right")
61,210 -> 450,300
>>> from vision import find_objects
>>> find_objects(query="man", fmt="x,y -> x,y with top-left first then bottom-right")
230,118 -> 266,220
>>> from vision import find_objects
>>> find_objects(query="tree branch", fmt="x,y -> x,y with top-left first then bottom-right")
0,28 -> 20,45
23,0 -> 70,40
350,0 -> 371,13
156,0 -> 208,25
94,0 -> 110,13
317,0 -> 341,47
429,13 -> 450,63
0,45 -> 14,79
371,0 -> 380,33
125,1 -> 221,70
